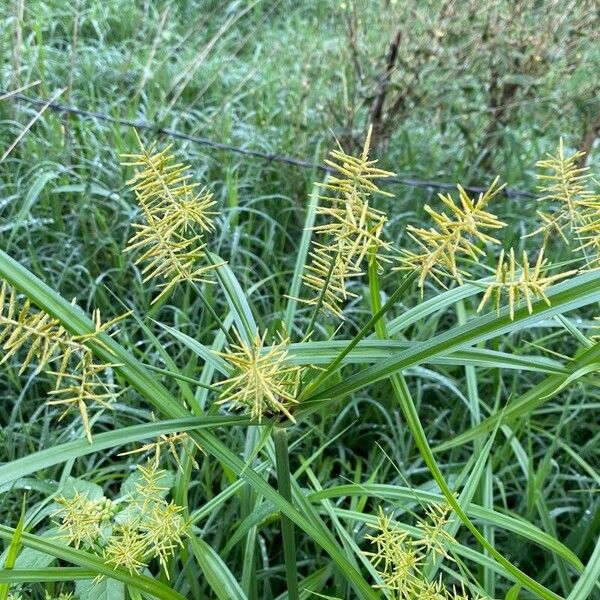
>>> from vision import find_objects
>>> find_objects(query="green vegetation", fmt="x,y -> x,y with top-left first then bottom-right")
0,1 -> 599,599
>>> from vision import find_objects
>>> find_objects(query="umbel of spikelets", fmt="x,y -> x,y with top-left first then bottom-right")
364,503 -> 493,600
0,281 -> 126,442
122,132 -> 220,303
532,138 -> 594,238
296,126 -> 395,319
529,139 -> 600,269
47,351 -> 121,444
216,329 -> 302,422
477,247 -> 576,320
397,177 -> 507,292
0,281 -> 79,375
53,463 -> 189,579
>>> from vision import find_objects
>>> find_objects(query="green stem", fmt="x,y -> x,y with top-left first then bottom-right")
273,426 -> 299,600
304,252 -> 337,339
192,280 -> 235,345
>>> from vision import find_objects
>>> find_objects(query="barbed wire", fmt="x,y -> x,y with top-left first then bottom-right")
1,90 -> 539,199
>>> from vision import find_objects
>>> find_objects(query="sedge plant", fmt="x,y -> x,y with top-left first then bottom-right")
0,131 -> 599,600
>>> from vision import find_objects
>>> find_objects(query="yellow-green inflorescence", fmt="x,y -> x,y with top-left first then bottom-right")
53,462 -> 189,578
364,503 -> 491,600
0,282 -> 127,442
297,125 -> 395,319
216,329 -> 303,423
122,131 -> 221,304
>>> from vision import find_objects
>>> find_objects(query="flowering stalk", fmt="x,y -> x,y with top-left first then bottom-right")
273,426 -> 299,600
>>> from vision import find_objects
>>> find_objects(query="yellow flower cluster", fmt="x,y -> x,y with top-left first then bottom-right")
123,132 -> 220,304
299,126 -> 394,319
217,329 -> 302,423
0,282 -> 125,442
365,504 -> 489,600
477,247 -> 576,320
53,463 -> 188,578
119,425 -> 205,471
397,178 -> 506,292
531,138 -> 600,269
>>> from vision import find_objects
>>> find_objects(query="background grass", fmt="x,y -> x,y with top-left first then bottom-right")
0,1 -> 599,599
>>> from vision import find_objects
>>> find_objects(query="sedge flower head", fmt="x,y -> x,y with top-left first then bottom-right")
139,500 -> 188,574
414,502 -> 455,561
217,330 -> 301,423
397,178 -> 506,292
364,507 -> 423,594
47,351 -> 120,444
1,281 -> 127,442
0,281 -> 77,376
53,492 -> 109,549
528,139 -> 600,269
477,247 -> 577,320
133,462 -> 171,507
122,133 -> 221,304
297,125 -> 395,319
103,523 -> 149,575
534,138 -> 594,230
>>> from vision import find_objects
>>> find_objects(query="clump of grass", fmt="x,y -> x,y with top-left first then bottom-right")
0,130 -> 598,600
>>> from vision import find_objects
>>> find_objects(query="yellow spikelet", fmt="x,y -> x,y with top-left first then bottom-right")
139,500 -> 188,574
397,177 -> 506,292
47,351 -> 121,443
216,330 -> 301,422
53,492 -> 113,549
122,132 -> 217,234
119,423 -> 205,471
574,196 -> 600,269
1,281 -> 126,443
103,524 -> 149,575
364,507 -> 422,594
477,247 -> 576,320
414,502 -> 455,561
299,242 -> 362,319
529,139 -> 600,271
535,138 -> 593,229
0,281 -> 77,375
297,126 -> 394,319
123,133 -> 220,303
364,503 -> 483,598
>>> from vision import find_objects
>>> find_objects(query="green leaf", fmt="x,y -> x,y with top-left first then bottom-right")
0,250 -> 376,598
209,251 -> 257,343
7,170 -> 57,247
567,535 -> 600,600
308,269 -> 600,402
188,536 -> 247,600
156,321 -> 231,375
76,577 -> 125,600
0,417 -> 251,489
284,178 -> 321,333
506,584 -> 522,600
